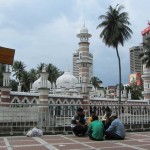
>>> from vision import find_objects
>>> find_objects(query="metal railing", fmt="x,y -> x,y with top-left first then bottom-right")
0,103 -> 150,135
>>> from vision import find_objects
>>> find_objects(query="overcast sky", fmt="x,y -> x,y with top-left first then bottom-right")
0,0 -> 149,86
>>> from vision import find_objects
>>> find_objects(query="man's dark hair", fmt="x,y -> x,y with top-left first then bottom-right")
105,106 -> 111,112
91,111 -> 95,114
77,107 -> 83,112
92,115 -> 98,121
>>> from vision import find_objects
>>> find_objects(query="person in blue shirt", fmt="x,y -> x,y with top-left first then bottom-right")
105,113 -> 126,140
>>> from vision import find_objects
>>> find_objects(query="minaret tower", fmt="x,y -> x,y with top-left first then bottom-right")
76,25 -> 93,104
0,65 -> 11,103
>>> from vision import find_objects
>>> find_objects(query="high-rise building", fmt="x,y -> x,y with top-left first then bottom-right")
129,46 -> 143,74
73,25 -> 93,81
141,23 -> 150,100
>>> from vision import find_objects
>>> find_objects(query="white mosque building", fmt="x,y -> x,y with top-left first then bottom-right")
0,25 -> 149,108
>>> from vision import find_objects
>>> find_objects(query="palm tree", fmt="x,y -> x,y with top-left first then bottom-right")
21,70 -> 30,92
90,76 -> 102,88
12,60 -> 26,83
28,68 -> 38,84
97,4 -> 132,103
10,79 -> 18,91
37,63 -> 45,76
37,63 -> 63,83
46,63 -> 63,83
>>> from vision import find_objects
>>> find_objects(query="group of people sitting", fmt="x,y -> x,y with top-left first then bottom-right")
71,107 -> 125,141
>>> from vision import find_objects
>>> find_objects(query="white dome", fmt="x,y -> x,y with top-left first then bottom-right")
56,70 -> 78,88
80,25 -> 88,33
32,77 -> 51,92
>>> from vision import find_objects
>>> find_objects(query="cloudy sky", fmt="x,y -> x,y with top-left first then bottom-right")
0,0 -> 149,86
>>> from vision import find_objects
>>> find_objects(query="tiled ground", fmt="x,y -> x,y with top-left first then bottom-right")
0,132 -> 150,150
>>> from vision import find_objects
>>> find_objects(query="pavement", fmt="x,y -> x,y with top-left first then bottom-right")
0,132 -> 150,150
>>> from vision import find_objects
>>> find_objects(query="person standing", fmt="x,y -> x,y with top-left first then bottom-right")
87,115 -> 104,141
105,113 -> 126,140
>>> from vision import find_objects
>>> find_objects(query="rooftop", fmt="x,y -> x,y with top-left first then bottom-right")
1,132 -> 150,150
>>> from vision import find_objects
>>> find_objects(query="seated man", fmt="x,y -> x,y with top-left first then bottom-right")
71,107 -> 87,136
105,113 -> 125,140
87,115 -> 104,141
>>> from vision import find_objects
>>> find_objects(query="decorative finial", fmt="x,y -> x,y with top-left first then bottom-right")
42,64 -> 46,72
83,22 -> 85,27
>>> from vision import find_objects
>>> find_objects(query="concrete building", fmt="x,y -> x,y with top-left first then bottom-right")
141,23 -> 150,100
129,46 -> 143,74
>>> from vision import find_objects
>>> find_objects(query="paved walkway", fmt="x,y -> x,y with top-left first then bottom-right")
0,132 -> 150,150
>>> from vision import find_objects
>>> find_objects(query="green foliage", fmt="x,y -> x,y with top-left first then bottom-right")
126,81 -> 143,100
97,4 -> 132,103
10,61 -> 62,91
97,4 -> 132,48
28,68 -> 38,84
10,80 -> 18,91
12,60 -> 26,82
46,63 -> 63,83
21,70 -> 30,92
90,76 -> 102,88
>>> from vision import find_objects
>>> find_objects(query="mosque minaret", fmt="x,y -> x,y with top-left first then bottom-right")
75,25 -> 93,104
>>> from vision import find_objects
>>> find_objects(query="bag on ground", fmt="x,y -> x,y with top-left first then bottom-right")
26,127 -> 43,137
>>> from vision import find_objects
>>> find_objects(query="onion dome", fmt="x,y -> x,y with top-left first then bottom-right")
56,70 -> 78,88
32,77 -> 51,92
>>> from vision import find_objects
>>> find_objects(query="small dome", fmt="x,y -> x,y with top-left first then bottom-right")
56,70 -> 78,88
80,25 -> 88,33
32,77 -> 51,92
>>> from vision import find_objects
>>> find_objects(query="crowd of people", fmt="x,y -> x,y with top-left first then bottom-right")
71,107 -> 126,141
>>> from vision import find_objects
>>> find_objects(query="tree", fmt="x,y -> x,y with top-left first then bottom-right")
46,63 -> 63,83
97,4 -> 132,103
28,68 -> 38,84
37,63 -> 63,83
37,63 -> 45,76
10,79 -> 18,91
126,82 -> 143,100
90,76 -> 102,88
21,70 -> 30,92
12,60 -> 26,83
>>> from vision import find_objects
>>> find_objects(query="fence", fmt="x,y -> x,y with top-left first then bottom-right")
0,103 -> 150,135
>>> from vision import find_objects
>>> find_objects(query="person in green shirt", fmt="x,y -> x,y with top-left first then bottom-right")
87,115 -> 104,141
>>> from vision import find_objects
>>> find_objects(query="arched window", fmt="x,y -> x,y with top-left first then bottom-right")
11,99 -> 19,107
32,100 -> 36,104
55,101 -> 61,116
63,101 -> 69,116
49,101 -> 54,116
